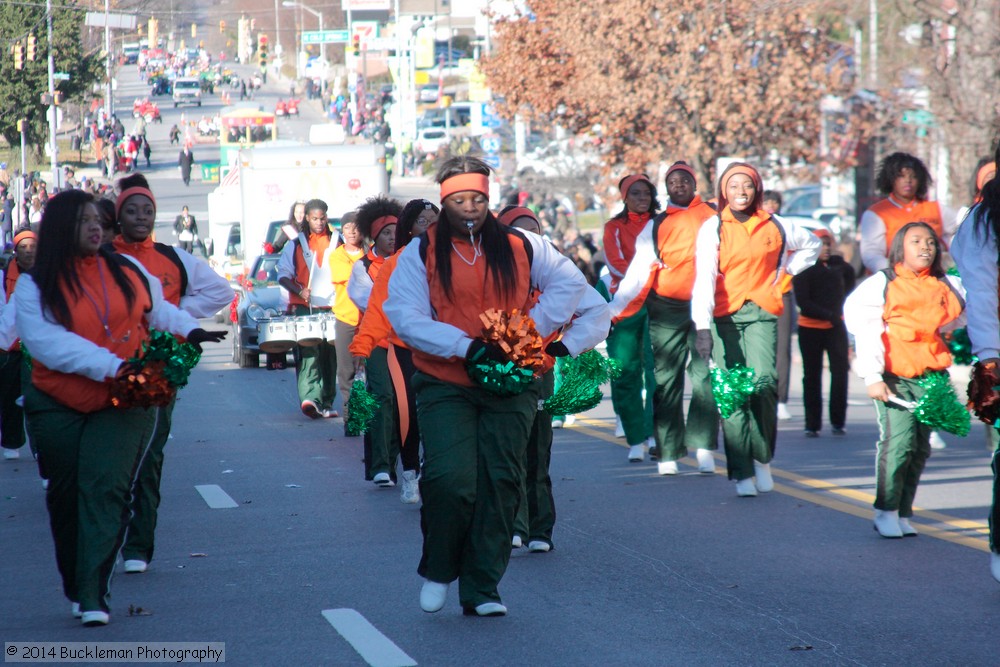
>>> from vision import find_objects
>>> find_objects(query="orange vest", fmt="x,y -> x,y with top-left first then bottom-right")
414,229 -> 533,386
868,197 -> 943,251
714,207 -> 785,317
349,252 -> 402,357
288,234 -> 332,310
652,197 -> 715,301
33,256 -> 152,412
112,237 -> 185,306
881,264 -> 964,378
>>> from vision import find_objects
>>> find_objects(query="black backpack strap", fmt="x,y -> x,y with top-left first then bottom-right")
771,216 -> 787,279
651,212 -> 667,262
110,253 -> 152,304
505,226 -> 534,268
939,275 -> 966,310
880,268 -> 896,300
153,243 -> 189,296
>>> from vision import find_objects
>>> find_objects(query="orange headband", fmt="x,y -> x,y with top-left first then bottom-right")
440,173 -> 490,202
498,206 -> 537,227
619,174 -> 654,199
116,186 -> 157,219
813,228 -> 832,240
371,215 -> 398,240
720,165 -> 761,196
13,230 -> 36,247
977,163 -> 997,192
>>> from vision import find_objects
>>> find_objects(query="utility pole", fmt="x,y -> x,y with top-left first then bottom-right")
104,0 -> 113,120
46,0 -> 59,188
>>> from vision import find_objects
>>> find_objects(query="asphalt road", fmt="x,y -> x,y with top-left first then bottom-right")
2,64 -> 998,667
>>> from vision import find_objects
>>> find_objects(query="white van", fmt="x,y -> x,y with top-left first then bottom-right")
172,77 -> 202,107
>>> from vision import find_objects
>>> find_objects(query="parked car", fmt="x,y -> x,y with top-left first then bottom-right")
414,128 -> 449,155
232,252 -> 288,369
782,184 -> 855,241
419,84 -> 440,103
172,77 -> 202,107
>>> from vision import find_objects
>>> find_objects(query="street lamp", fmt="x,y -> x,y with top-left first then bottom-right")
282,0 -> 323,90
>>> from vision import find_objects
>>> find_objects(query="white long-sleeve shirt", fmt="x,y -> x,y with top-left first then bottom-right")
859,198 -> 958,273
950,204 -> 999,359
844,271 -> 965,385
347,255 -> 378,312
384,229 -> 593,361
173,247 -> 235,318
15,256 -> 201,382
690,213 -> 821,331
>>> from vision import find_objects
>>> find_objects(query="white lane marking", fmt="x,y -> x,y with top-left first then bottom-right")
195,484 -> 239,509
322,608 -> 417,667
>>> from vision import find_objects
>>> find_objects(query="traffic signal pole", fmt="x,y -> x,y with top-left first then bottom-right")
46,0 -> 59,188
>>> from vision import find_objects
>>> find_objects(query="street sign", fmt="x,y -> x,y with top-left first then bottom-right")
480,135 -> 501,154
53,72 -> 70,81
483,155 -> 501,169
302,30 -> 349,45
902,109 -> 935,127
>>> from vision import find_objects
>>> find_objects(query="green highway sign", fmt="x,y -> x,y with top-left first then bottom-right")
302,30 -> 349,44
902,109 -> 935,127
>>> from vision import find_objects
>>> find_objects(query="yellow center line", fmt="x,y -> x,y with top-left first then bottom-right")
572,416 -> 990,550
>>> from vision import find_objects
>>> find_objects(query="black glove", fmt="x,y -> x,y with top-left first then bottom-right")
187,328 -> 228,352
115,360 -> 144,381
695,329 -> 713,363
465,339 -> 507,365
545,340 -> 571,358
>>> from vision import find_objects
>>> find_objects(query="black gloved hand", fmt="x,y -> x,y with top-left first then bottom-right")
115,360 -> 144,381
694,329 -> 713,363
545,340 -> 571,358
465,339 -> 507,365
187,328 -> 229,352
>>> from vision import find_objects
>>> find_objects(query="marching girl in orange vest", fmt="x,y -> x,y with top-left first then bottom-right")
110,173 -> 234,574
610,162 -> 719,475
0,230 -> 36,461
277,199 -> 339,419
860,152 -> 957,274
345,195 -> 401,487
350,199 -> 437,503
845,222 -> 964,538
948,149 -> 1000,579
603,175 -> 657,462
691,163 -> 820,497
15,190 -> 224,625
384,156 -> 607,617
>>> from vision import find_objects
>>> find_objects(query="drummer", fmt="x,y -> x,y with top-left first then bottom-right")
277,198 -> 339,419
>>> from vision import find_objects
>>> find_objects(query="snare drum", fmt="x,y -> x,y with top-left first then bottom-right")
322,314 -> 337,344
257,317 -> 295,353
294,315 -> 323,347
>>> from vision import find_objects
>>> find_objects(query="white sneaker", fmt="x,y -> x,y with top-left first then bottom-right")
695,449 -> 715,473
929,431 -> 947,450
123,559 -> 147,574
511,535 -> 523,549
657,460 -> 678,475
467,602 -> 507,617
614,416 -> 625,438
527,540 -> 551,553
551,418 -> 565,429
777,403 -> 792,420
563,415 -> 576,427
71,602 -> 82,618
735,478 -> 758,497
2,447 -> 20,460
873,509 -> 903,538
991,553 -> 1000,584
420,580 -> 449,613
627,444 -> 644,462
753,461 -> 774,493
81,610 -> 109,626
373,472 -> 395,488
898,517 -> 918,537
400,470 -> 420,504
41,478 -> 49,490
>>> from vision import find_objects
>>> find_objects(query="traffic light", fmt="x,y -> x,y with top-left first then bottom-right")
26,34 -> 36,62
219,20 -> 226,34
148,18 -> 158,46
351,34 -> 360,57
16,119 -> 27,133
13,41 -> 25,70
257,34 -> 268,68
191,23 -> 196,39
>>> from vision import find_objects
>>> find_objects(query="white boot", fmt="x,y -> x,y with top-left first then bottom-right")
873,509 -> 903,538
695,449 -> 715,473
627,444 -> 645,462
614,416 -> 625,438
657,460 -> 678,475
777,403 -> 792,420
735,478 -> 757,497
898,517 -> 918,537
753,461 -> 774,492
929,431 -> 947,450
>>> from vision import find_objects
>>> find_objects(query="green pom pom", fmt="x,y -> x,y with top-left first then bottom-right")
138,329 -> 202,389
913,372 -> 971,436
946,328 -> 976,366
711,364 -> 759,419
543,350 -> 621,415
346,379 -> 380,436
467,360 -> 536,397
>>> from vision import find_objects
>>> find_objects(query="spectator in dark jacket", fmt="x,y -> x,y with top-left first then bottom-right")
792,229 -> 856,437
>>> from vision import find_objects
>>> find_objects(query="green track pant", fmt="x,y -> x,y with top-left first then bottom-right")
873,375 -> 933,517
122,397 -> 175,564
413,371 -> 539,608
712,302 -> 778,481
606,307 -> 654,445
514,370 -> 556,546
646,294 -> 718,461
290,305 -> 337,412
25,384 -> 156,613
367,346 -> 401,478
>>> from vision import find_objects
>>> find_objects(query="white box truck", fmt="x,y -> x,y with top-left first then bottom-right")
206,142 -> 387,281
